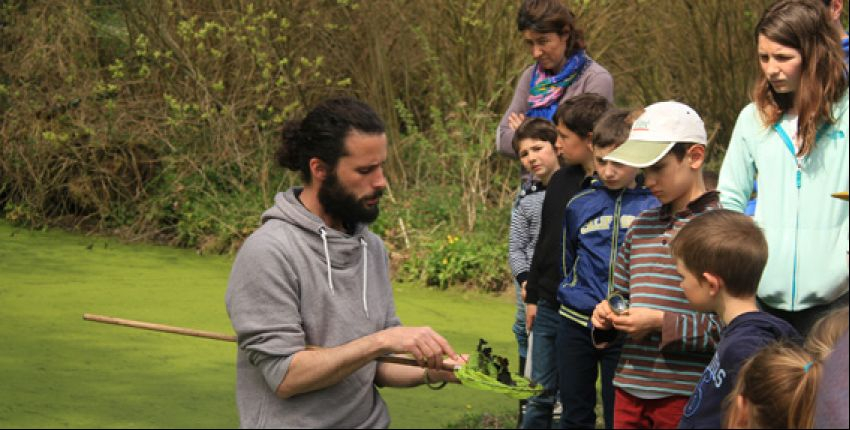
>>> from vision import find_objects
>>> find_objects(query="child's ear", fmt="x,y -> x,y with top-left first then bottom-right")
687,144 -> 706,170
729,394 -> 750,429
701,272 -> 723,296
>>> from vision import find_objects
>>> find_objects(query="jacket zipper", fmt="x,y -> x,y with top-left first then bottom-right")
608,190 -> 624,296
774,123 -> 801,311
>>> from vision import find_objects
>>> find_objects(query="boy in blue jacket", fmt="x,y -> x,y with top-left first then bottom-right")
556,108 -> 659,429
670,209 -> 800,429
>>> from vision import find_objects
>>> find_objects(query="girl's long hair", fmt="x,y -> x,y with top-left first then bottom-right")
752,0 -> 848,156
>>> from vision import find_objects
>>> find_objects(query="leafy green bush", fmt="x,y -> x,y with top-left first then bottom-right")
1,0 -> 795,293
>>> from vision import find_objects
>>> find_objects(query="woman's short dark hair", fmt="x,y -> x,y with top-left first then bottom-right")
517,0 -> 586,56
276,97 -> 385,182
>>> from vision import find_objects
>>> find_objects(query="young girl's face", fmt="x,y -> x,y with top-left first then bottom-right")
758,35 -> 803,94
518,138 -> 560,185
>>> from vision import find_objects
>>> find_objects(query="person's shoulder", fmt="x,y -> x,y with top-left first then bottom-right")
565,185 -> 600,214
725,311 -> 801,347
240,219 -> 292,251
831,88 -> 849,119
230,221 -> 301,278
517,64 -> 536,83
631,206 -> 664,225
514,181 -> 546,206
583,57 -> 612,77
733,102 -> 763,130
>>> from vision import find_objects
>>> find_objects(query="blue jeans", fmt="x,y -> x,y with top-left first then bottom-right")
520,300 -> 560,429
557,315 -> 621,429
513,280 -> 528,360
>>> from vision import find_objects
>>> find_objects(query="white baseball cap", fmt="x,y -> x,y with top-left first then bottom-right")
603,101 -> 707,168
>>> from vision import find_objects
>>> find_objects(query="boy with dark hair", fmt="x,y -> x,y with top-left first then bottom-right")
508,117 -> 562,394
669,209 -> 800,429
556,108 -> 659,429
590,101 -> 722,429
522,93 -> 611,429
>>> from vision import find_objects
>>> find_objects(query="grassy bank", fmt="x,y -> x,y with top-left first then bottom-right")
0,221 -> 517,428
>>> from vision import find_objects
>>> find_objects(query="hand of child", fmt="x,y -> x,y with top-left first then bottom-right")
508,112 -> 526,131
591,300 -> 615,330
525,303 -> 537,333
520,281 -> 527,301
610,307 -> 664,341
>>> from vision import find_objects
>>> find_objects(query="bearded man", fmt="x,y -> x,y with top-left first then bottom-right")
225,98 -> 460,428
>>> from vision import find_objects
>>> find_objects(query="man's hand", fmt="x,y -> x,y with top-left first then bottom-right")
377,326 -> 458,370
508,112 -> 526,130
610,307 -> 664,341
430,354 -> 470,384
525,303 -> 537,333
591,300 -> 615,330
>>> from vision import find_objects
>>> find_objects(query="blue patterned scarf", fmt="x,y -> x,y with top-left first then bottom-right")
526,50 -> 588,120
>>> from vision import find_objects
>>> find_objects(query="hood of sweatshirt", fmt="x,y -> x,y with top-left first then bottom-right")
261,188 -> 375,317
225,187 -> 400,428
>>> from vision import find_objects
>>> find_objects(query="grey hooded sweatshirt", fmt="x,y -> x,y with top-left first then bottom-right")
225,188 -> 401,428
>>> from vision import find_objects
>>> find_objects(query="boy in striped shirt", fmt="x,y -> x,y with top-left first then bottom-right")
590,101 -> 722,429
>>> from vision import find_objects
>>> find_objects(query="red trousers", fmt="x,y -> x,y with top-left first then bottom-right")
613,387 -> 689,429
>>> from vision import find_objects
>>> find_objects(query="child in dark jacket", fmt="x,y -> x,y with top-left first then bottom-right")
556,109 -> 659,429
669,209 -> 801,429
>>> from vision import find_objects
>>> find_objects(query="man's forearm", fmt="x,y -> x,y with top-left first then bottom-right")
375,362 -> 427,388
375,362 -> 458,388
276,332 -> 386,398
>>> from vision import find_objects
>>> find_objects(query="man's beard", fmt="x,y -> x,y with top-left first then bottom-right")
318,171 -> 382,226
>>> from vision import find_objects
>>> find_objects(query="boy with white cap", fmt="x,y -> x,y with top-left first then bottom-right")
590,101 -> 722,429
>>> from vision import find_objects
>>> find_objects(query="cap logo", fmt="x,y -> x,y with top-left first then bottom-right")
634,118 -> 650,130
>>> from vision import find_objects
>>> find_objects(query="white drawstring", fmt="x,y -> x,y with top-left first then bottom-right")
319,227 -> 369,319
361,237 -> 369,319
319,227 -> 335,295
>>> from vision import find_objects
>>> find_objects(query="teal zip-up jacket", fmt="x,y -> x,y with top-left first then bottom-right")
718,91 -> 849,312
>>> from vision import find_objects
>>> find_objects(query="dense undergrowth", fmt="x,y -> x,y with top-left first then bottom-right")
3,0 -> 809,292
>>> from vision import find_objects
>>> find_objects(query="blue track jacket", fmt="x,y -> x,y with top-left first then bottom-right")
557,177 -> 659,327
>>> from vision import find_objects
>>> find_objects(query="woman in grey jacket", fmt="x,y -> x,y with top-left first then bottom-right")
496,0 -> 614,159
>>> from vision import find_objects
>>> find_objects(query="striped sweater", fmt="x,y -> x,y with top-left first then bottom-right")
508,181 -> 546,284
611,191 -> 722,398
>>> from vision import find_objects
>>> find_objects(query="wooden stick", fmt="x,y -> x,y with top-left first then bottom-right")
83,313 -> 237,342
82,313 -> 455,371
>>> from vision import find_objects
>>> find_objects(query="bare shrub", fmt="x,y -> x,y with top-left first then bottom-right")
0,0 -> 796,291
